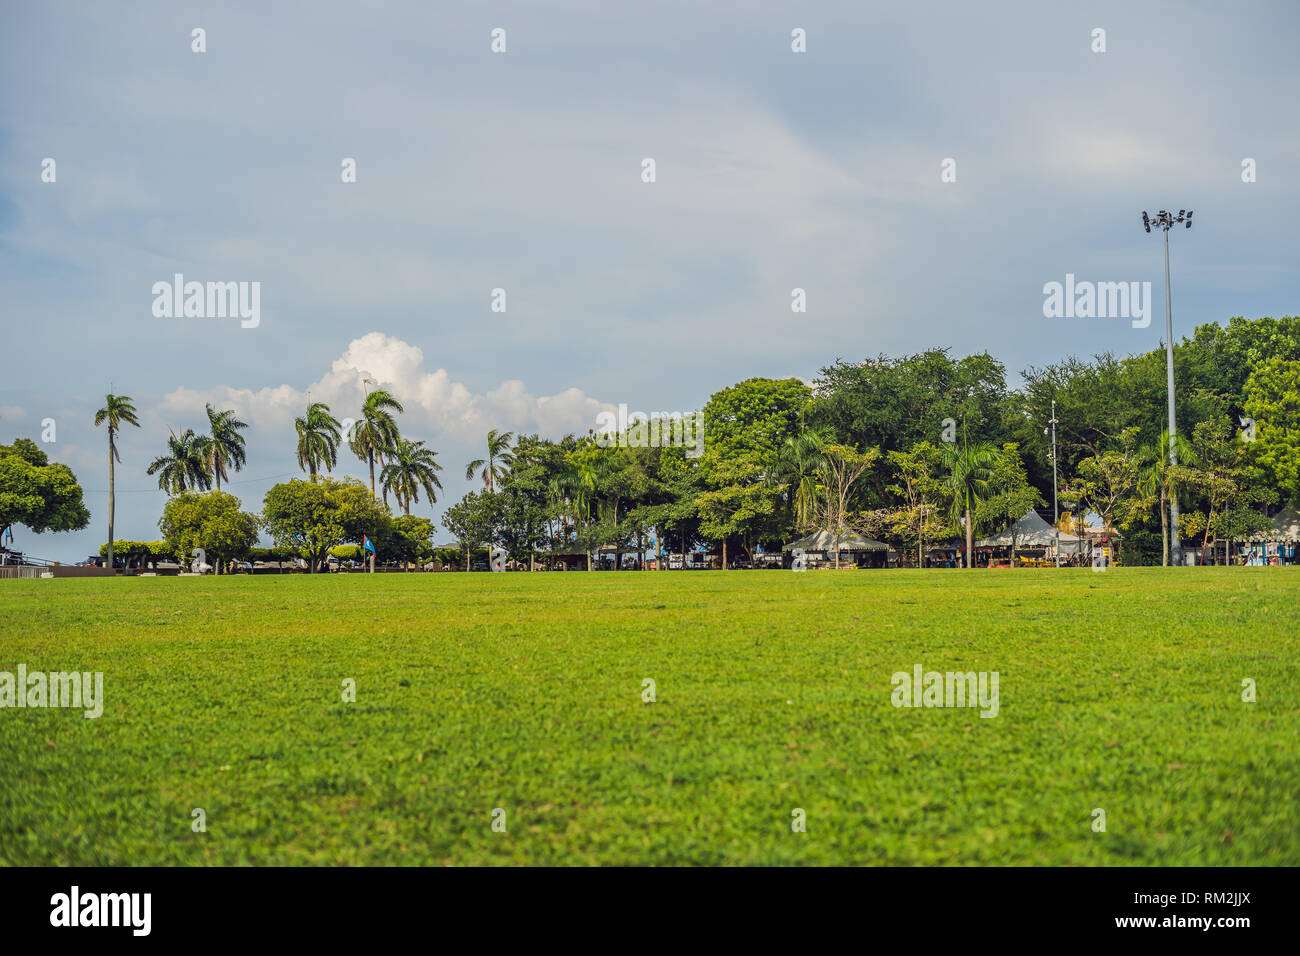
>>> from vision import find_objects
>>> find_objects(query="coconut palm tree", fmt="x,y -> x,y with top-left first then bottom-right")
551,460 -> 599,569
380,439 -> 444,514
349,389 -> 404,497
465,429 -> 515,492
1137,429 -> 1198,567
204,404 -> 248,491
146,429 -> 211,495
941,440 -> 999,568
774,427 -> 830,530
294,401 -> 342,481
93,394 -> 141,572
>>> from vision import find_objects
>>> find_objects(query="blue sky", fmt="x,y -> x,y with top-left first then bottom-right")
2,1 -> 1298,562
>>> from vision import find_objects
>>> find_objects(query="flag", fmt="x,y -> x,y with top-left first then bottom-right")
362,535 -> 375,555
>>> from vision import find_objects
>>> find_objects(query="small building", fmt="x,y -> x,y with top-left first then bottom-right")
976,509 -> 1087,565
781,530 -> 890,569
1244,506 -> 1300,566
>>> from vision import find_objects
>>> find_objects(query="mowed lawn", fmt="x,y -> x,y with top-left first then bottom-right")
1,568 -> 1297,866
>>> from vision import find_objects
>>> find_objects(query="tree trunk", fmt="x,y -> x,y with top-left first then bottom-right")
1159,492 -> 1169,566
965,509 -> 973,568
107,432 -> 116,574
722,539 -> 727,570
369,450 -> 376,497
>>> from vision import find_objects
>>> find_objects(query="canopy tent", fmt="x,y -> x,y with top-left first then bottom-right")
1249,506 -> 1300,542
976,509 -> 1085,553
781,530 -> 888,552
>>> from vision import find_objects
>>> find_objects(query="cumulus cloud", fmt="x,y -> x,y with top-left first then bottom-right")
160,332 -> 614,443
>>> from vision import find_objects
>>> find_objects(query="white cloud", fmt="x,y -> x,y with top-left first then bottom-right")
159,332 -> 613,444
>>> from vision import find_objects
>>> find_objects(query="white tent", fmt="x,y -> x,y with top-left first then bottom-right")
781,530 -> 889,553
1249,506 -> 1300,542
976,509 -> 1086,553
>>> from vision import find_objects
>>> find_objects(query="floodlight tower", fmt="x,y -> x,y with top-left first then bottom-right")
1045,400 -> 1060,561
1141,208 -> 1193,566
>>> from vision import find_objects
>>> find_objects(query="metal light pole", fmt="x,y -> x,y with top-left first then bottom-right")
1142,209 -> 1193,566
1049,400 -> 1060,561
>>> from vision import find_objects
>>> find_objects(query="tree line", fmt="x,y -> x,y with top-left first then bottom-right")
2,314 -> 1296,571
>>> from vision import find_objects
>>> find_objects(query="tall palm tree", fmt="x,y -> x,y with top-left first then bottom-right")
941,440 -> 999,568
349,389 -> 404,497
551,460 -> 599,570
774,427 -> 830,530
204,404 -> 248,491
294,401 -> 342,481
1137,429 -> 1197,567
93,394 -> 140,572
147,429 -> 212,495
380,439 -> 444,514
465,429 -> 515,492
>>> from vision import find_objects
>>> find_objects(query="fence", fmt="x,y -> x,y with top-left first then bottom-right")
0,566 -> 49,579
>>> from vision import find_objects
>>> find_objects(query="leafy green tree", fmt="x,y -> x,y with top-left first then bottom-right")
1184,417 -> 1273,563
385,514 -> 436,569
810,350 -> 1009,458
295,401 -> 342,481
147,428 -> 212,495
262,477 -> 391,572
158,490 -> 259,573
203,404 -> 248,490
1136,430 -> 1198,567
698,377 -> 810,566
93,393 -> 140,571
1185,315 -> 1300,401
1243,358 -> 1300,506
976,443 -> 1044,563
495,435 -> 558,568
1064,427 -> 1143,535
549,445 -> 605,569
941,440 -> 999,567
350,389 -> 404,497
650,447 -> 704,568
884,441 -> 949,566
441,490 -> 500,571
380,438 -> 444,514
465,429 -> 516,492
0,439 -> 90,539
807,444 -> 882,568
98,539 -> 172,571
774,427 -> 832,532
696,452 -> 781,567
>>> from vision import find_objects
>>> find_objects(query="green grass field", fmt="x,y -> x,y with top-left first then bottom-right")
2,569 -> 1297,866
